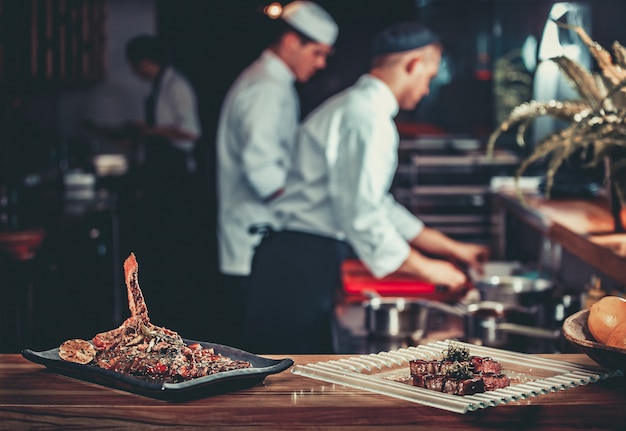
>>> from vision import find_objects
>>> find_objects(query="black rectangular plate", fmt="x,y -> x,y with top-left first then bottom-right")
22,339 -> 293,401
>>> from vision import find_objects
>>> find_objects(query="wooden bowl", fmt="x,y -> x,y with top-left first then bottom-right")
562,309 -> 626,371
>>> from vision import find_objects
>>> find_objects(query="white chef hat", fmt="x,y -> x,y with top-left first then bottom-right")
281,1 -> 338,46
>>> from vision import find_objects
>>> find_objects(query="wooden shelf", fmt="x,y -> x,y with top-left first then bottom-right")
0,0 -> 106,88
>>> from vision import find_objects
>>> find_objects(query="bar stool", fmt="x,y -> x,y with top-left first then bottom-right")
0,229 -> 45,352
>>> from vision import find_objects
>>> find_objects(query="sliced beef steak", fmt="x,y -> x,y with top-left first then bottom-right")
480,373 -> 511,391
413,374 -> 485,395
470,356 -> 502,374
409,355 -> 510,395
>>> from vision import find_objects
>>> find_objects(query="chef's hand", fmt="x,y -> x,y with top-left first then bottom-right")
396,250 -> 468,292
408,227 -> 488,277
453,242 -> 490,276
420,259 -> 468,291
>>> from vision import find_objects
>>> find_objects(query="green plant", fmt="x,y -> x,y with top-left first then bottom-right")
487,21 -> 626,205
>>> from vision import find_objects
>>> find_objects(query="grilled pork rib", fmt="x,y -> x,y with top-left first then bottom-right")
60,253 -> 252,381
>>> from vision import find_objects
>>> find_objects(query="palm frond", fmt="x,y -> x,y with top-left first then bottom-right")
556,20 -> 626,86
552,56 -> 605,110
486,100 -> 591,157
601,77 -> 626,109
612,41 -> 626,69
490,22 -> 626,205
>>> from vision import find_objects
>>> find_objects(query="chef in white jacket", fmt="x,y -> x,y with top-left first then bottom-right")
215,1 -> 338,345
244,21 -> 490,354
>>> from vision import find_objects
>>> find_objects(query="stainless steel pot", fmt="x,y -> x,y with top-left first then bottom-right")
474,275 -> 555,327
403,298 -> 561,349
361,281 -> 561,349
363,296 -> 430,340
462,301 -> 559,348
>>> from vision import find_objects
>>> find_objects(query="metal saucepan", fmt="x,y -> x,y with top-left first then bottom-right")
421,299 -> 560,348
460,301 -> 560,348
361,272 -> 562,345
363,295 -> 430,340
473,275 -> 555,328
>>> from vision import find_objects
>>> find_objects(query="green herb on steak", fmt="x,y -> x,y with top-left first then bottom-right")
443,342 -> 470,362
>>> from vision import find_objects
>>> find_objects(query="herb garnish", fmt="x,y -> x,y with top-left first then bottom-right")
443,361 -> 474,380
443,342 -> 470,362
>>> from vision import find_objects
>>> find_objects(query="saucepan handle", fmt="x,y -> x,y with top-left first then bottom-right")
495,322 -> 561,340
412,299 -> 468,318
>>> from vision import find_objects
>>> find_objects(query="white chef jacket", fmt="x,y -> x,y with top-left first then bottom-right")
217,50 -> 299,276
271,74 -> 424,278
148,66 -> 202,172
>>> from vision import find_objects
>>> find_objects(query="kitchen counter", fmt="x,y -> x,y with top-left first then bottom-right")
492,190 -> 626,286
1,353 -> 624,430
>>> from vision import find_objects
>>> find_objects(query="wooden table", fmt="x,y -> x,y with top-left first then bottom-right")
1,353 -> 625,430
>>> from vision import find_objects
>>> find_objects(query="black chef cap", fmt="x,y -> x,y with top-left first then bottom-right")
126,34 -> 165,65
372,21 -> 439,57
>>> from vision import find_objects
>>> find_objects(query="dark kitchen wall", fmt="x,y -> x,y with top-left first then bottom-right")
418,0 -> 626,136
156,0 -> 626,143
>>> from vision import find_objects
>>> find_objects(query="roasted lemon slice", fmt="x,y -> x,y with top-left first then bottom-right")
59,339 -> 97,364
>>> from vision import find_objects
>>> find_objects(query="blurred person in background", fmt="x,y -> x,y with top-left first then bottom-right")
86,34 -> 203,335
123,34 -> 202,178
215,1 -> 338,346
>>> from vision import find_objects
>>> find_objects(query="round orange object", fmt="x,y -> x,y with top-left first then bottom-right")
606,319 -> 626,349
587,295 -> 626,344
59,339 -> 96,364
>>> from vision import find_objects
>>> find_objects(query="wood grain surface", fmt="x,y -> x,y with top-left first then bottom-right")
1,354 -> 625,430
525,196 -> 615,234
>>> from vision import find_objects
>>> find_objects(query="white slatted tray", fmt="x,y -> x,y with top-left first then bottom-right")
291,340 -> 622,414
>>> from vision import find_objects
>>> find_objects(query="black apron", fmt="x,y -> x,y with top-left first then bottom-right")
142,70 -> 189,189
243,230 -> 348,354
